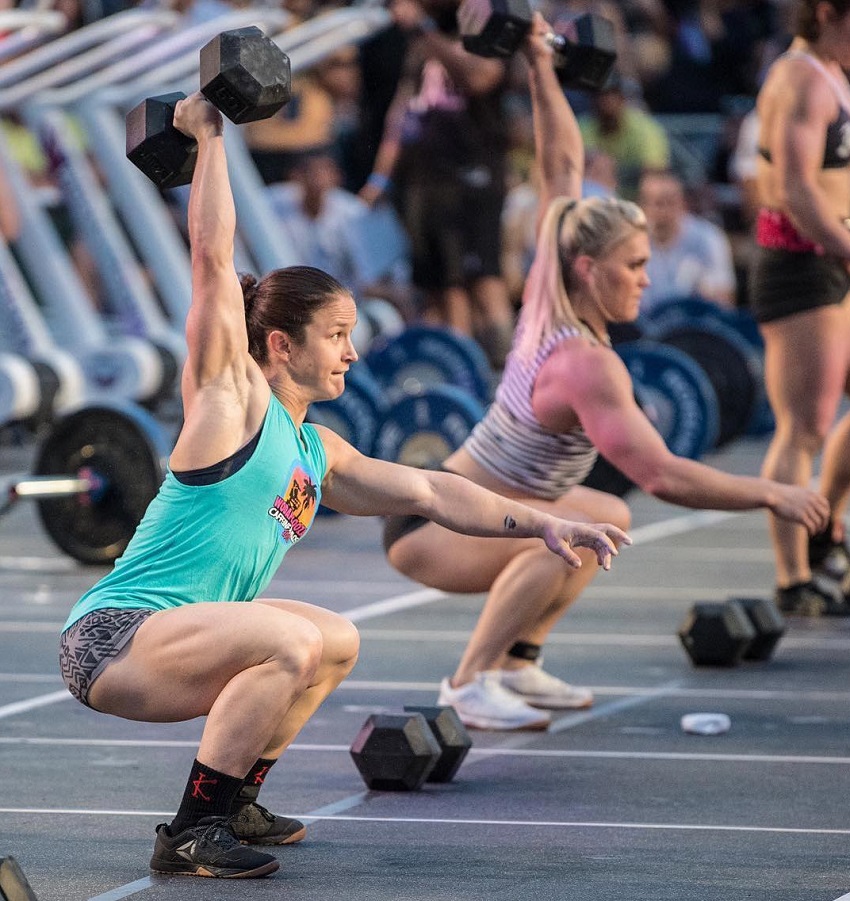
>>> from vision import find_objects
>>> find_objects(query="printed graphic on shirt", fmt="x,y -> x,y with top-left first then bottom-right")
268,464 -> 320,545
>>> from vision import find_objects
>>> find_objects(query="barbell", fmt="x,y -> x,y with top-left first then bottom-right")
2,401 -> 171,565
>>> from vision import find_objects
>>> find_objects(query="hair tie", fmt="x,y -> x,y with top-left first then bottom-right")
557,199 -> 579,235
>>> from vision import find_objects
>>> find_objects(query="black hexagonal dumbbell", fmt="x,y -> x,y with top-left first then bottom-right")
403,705 -> 473,783
678,598 -> 785,667
457,0 -> 616,91
349,712 -> 442,791
126,26 -> 291,189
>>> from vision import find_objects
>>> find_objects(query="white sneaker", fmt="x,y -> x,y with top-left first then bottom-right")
438,672 -> 551,731
498,662 -> 594,710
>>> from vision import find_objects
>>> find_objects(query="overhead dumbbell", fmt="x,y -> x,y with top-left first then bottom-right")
457,0 -> 616,91
2,401 -> 170,564
678,598 -> 785,667
126,25 -> 291,188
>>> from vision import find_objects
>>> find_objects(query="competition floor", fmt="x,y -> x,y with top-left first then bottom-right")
3,434 -> 850,901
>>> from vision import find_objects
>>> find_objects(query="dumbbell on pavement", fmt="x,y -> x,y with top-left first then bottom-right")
126,26 -> 291,188
349,712 -> 442,791
457,0 -> 616,91
678,598 -> 786,667
350,707 -> 473,791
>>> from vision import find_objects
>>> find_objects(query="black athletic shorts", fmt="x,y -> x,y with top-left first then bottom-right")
59,607 -> 154,708
400,172 -> 505,291
748,247 -> 850,324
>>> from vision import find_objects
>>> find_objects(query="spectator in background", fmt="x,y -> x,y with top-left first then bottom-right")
502,149 -> 617,305
359,0 -> 515,370
268,150 -> 414,318
244,70 -> 337,185
638,168 -> 736,311
578,71 -> 670,199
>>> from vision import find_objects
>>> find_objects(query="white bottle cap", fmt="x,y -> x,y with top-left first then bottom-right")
680,713 -> 731,735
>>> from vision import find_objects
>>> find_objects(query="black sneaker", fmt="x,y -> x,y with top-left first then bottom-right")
775,578 -> 850,617
150,816 -> 279,878
229,801 -> 306,846
810,537 -> 850,584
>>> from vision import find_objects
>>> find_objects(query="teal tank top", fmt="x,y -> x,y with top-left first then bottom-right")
62,395 -> 327,631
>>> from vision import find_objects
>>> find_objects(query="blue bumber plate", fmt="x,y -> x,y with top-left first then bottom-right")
616,339 -> 720,460
366,325 -> 493,405
373,384 -> 486,469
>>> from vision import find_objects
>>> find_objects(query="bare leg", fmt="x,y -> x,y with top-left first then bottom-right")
452,543 -> 599,684
760,305 -> 850,586
471,275 -> 515,369
88,601 -> 326,778
388,484 -> 630,685
819,409 -> 850,540
252,599 -> 359,758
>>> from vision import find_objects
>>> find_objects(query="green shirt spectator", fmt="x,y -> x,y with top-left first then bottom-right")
578,77 -> 670,200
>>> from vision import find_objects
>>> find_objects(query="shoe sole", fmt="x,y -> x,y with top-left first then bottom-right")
240,825 -> 307,846
520,696 -> 594,710
150,859 -> 279,878
459,716 -> 550,731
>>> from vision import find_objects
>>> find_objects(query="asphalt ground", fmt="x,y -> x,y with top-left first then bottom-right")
2,433 -> 850,901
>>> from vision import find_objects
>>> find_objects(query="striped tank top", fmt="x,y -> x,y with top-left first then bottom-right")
463,323 -> 598,500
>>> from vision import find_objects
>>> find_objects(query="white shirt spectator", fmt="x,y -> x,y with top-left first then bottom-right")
641,213 -> 737,312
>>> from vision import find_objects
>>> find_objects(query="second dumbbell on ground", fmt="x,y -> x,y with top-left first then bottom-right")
678,597 -> 786,667
126,25 -> 291,188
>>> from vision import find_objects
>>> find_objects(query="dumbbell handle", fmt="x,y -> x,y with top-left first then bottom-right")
544,32 -> 568,53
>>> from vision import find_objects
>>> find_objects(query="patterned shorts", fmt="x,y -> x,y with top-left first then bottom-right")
59,607 -> 154,708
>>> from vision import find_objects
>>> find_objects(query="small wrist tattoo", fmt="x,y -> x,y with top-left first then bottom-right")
504,515 -> 517,531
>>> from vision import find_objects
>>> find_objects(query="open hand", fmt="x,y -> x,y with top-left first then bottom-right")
541,521 -> 632,570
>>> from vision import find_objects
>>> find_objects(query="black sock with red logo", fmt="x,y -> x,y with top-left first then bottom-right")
232,757 -> 278,810
169,759 -> 244,835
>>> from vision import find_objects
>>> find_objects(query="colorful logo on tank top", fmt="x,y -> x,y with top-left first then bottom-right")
268,465 -> 319,545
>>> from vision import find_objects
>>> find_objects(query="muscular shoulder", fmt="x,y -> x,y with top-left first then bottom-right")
532,338 -> 628,430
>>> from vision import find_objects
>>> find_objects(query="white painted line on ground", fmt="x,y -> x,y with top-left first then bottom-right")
3,806 -> 850,837
548,683 -> 679,734
88,878 -> 152,901
0,690 -> 70,719
5,674 -> 850,702
357,629 -> 850,651
299,791 -> 370,823
10,735 -> 850,766
622,546 -> 775,561
341,588 -> 446,622
831,893 -> 850,901
628,511 -> 738,545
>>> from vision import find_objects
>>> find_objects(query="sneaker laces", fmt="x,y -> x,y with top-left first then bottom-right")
195,817 -> 242,849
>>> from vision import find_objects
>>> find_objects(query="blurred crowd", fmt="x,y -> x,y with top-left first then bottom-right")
0,0 -> 794,369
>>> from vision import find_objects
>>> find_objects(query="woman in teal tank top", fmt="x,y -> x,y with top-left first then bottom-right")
57,90 -> 629,880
